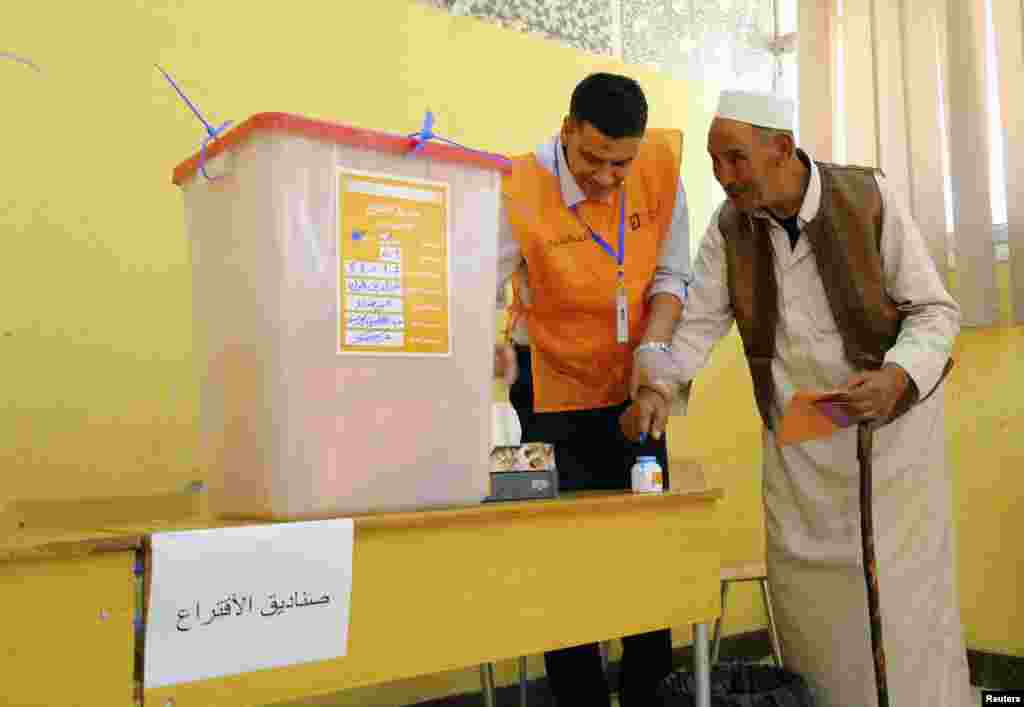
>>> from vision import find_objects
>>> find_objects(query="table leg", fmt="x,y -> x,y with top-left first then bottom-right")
479,663 -> 496,707
693,623 -> 711,707
518,655 -> 529,707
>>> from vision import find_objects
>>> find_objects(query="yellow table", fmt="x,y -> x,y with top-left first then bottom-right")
0,525 -> 142,707
1,487 -> 722,707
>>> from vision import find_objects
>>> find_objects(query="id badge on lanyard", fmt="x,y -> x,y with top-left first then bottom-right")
580,190 -> 628,343
616,273 -> 629,344
555,141 -> 629,343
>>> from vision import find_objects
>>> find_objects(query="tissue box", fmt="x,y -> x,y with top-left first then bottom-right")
486,443 -> 558,502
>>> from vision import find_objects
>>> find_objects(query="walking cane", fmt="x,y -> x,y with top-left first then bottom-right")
855,357 -> 953,707
857,422 -> 889,707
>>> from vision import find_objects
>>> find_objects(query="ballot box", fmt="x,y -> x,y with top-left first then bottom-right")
173,113 -> 506,519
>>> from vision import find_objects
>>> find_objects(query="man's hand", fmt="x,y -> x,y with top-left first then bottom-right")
630,346 -> 680,402
620,387 -> 670,442
494,343 -> 518,385
842,364 -> 912,422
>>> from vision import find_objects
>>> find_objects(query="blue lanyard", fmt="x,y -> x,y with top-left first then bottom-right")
554,140 -> 627,271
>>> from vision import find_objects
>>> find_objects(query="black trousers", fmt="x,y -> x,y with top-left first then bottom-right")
508,346 -> 673,707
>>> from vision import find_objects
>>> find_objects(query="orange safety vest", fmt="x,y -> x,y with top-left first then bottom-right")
502,129 -> 683,413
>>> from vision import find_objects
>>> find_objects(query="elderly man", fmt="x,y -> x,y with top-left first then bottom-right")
623,90 -> 973,706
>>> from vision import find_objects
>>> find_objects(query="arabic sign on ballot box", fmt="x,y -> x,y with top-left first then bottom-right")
144,519 -> 354,688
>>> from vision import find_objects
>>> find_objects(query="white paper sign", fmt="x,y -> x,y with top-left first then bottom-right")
144,519 -> 354,688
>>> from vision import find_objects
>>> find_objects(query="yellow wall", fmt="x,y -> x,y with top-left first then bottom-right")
3,1 -> 1020,705
945,265 -> 1024,656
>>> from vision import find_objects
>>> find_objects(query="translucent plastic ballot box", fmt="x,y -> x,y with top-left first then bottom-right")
173,113 -> 507,519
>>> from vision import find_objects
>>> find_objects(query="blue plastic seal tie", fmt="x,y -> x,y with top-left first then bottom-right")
407,110 -> 510,166
156,64 -> 233,181
198,118 -> 233,181
410,110 -> 435,154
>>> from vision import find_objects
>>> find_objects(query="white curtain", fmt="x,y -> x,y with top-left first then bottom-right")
799,0 -> 1024,327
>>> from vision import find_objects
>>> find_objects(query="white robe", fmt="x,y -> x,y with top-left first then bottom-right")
672,156 -> 973,706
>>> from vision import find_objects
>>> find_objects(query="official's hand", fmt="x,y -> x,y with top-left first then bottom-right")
620,387 -> 670,442
630,346 -> 680,401
842,364 -> 911,422
494,343 -> 518,385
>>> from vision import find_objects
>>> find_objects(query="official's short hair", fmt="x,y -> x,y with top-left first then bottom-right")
569,73 -> 648,139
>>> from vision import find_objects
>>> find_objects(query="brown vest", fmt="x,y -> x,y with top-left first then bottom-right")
720,152 -> 942,429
